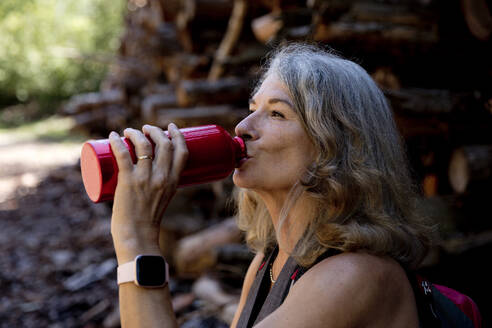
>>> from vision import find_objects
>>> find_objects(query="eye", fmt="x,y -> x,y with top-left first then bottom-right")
271,111 -> 285,118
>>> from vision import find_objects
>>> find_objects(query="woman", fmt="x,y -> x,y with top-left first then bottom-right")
108,43 -> 435,327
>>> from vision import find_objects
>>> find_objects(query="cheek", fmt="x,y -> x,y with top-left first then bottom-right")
260,127 -> 298,153
260,141 -> 314,181
264,128 -> 313,162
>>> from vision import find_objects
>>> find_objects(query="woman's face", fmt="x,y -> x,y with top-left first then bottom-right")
233,74 -> 315,194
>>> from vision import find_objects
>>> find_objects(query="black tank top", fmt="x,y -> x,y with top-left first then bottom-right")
235,247 -> 340,328
236,247 -> 430,328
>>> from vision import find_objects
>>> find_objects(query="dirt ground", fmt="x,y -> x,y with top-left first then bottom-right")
0,116 -> 119,327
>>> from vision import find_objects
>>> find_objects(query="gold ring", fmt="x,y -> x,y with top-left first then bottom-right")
137,155 -> 153,160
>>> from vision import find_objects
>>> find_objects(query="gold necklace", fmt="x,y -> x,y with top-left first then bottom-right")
269,263 -> 276,284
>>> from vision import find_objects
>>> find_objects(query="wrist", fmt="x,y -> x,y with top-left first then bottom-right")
111,221 -> 159,244
113,237 -> 162,265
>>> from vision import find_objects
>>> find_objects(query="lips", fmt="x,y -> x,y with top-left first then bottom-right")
236,142 -> 252,168
235,157 -> 247,168
237,152 -> 252,168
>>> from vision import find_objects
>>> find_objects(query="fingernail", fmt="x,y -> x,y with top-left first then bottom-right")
169,123 -> 177,130
109,131 -> 117,138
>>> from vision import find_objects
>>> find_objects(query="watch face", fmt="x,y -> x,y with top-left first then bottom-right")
136,256 -> 167,287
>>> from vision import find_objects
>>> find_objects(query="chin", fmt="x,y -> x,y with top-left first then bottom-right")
232,170 -> 248,188
232,170 -> 260,190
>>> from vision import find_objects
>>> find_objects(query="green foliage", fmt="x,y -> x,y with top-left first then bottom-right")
0,0 -> 126,111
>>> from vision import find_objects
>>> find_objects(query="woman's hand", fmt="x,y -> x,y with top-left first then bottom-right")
108,123 -> 189,264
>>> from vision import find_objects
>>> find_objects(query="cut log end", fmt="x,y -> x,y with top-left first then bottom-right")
449,148 -> 469,193
251,13 -> 283,44
461,0 -> 492,41
449,145 -> 492,193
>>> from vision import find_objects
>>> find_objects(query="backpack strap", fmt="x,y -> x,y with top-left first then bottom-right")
407,272 -> 481,328
432,283 -> 482,327
407,272 -> 442,327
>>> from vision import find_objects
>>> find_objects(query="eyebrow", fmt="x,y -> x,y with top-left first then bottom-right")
248,98 -> 294,109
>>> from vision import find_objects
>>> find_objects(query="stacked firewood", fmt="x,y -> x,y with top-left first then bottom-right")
63,0 -> 492,194
62,0 -> 492,325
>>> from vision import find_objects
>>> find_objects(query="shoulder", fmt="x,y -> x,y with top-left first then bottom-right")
299,251 -> 408,291
230,251 -> 265,328
254,252 -> 418,328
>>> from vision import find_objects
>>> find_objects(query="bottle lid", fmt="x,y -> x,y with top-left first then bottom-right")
80,140 -> 119,203
81,142 -> 104,202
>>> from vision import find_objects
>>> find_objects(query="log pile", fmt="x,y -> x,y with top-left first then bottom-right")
63,0 -> 492,136
59,0 -> 492,326
63,0 -> 492,216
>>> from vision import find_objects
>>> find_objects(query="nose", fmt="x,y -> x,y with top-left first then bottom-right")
235,114 -> 258,142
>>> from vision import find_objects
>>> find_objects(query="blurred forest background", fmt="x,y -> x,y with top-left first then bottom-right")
0,0 -> 125,125
0,0 -> 491,327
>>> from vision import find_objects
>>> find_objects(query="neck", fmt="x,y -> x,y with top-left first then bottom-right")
256,185 -> 315,257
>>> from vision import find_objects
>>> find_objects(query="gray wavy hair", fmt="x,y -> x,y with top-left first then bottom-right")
235,43 -> 435,269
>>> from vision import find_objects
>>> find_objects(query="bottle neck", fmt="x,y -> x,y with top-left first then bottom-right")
233,136 -> 247,163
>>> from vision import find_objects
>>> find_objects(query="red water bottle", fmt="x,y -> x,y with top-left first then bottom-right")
80,125 -> 246,203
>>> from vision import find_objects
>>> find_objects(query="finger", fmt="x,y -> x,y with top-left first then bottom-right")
168,123 -> 189,179
109,131 -> 133,173
142,125 -> 173,174
123,128 -> 153,169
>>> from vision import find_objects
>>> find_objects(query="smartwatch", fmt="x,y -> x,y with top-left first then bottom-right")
117,255 -> 169,288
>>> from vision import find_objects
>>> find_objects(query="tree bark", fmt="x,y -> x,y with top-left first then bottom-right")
384,88 -> 476,115
177,77 -> 250,107
208,0 -> 248,80
174,218 -> 243,277
141,93 -> 178,124
155,106 -> 247,128
64,89 -> 125,115
192,275 -> 239,324
314,20 -> 439,44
